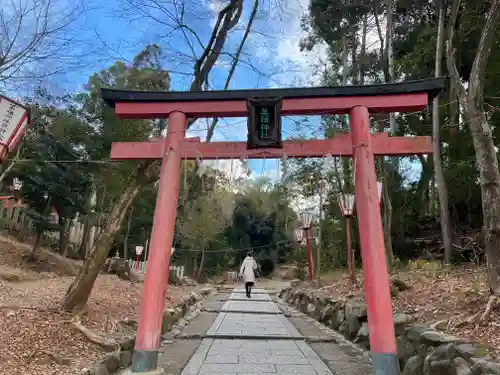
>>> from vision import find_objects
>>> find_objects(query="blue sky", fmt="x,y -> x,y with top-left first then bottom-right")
6,0 -> 420,189
59,0 -> 330,179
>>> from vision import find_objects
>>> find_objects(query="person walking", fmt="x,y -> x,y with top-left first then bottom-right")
239,252 -> 258,298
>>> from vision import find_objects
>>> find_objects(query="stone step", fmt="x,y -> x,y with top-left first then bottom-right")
219,300 -> 282,314
202,308 -> 283,315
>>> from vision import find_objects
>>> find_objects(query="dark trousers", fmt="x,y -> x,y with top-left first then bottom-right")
245,281 -> 254,297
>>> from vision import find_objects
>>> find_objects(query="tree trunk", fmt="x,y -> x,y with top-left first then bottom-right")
58,217 -> 71,257
61,175 -> 142,312
123,206 -> 133,260
144,230 -> 150,262
470,111 -> 500,294
28,231 -> 43,261
86,184 -> 98,258
205,0 -> 259,142
78,220 -> 91,260
350,23 -> 359,84
446,0 -> 500,293
192,256 -> 198,278
195,248 -> 206,281
62,0 -> 245,312
417,155 -> 433,218
433,0 -> 454,265
340,35 -> 353,192
359,14 -> 368,85
380,0 -> 396,267
378,136 -> 394,267
5,204 -> 14,224
316,186 -> 323,277
429,176 -> 436,216
382,180 -> 394,268
18,212 -> 29,242
341,34 -> 349,86
384,0 -> 396,134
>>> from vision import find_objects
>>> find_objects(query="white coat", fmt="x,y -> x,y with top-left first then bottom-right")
239,256 -> 257,283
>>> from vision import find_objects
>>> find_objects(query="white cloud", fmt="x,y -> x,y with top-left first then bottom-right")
201,0 -> 329,89
262,0 -> 329,88
205,0 -> 228,27
198,150 -> 323,215
203,158 -> 249,182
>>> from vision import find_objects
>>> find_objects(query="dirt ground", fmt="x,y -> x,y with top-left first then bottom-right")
0,234 -> 195,375
316,263 -> 500,357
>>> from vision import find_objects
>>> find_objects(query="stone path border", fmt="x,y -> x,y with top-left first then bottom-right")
279,285 -> 500,375
275,296 -> 370,359
83,287 -> 214,375
115,284 -> 375,375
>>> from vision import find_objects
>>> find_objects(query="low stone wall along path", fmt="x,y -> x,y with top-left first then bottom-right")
149,285 -> 371,375
117,281 -> 500,375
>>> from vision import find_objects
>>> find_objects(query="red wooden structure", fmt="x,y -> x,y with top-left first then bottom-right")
102,77 -> 445,375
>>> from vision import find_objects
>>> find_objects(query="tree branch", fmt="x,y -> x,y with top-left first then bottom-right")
73,318 -> 119,351
0,0 -> 84,85
468,0 -> 500,107
0,142 -> 22,183
445,0 -> 468,107
190,0 -> 243,92
206,0 -> 259,142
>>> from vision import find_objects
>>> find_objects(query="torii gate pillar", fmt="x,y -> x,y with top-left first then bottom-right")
132,111 -> 186,373
350,106 -> 398,374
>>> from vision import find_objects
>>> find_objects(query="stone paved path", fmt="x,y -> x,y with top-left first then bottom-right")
179,288 -> 334,375
157,285 -> 371,375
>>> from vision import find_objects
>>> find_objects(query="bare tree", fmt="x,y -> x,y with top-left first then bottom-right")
432,0 -> 454,264
446,0 -> 500,296
61,0 -> 251,313
0,0 -> 83,89
206,0 -> 259,141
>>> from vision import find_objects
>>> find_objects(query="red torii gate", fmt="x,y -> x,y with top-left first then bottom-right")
102,77 -> 445,375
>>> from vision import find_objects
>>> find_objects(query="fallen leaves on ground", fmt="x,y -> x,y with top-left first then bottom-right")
0,235 -> 195,375
316,264 -> 500,357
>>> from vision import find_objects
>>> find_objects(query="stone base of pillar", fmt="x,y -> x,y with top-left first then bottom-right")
122,368 -> 165,375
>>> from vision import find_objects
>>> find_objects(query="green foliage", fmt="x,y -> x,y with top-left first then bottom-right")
296,0 -> 500,265
73,45 -> 171,216
0,45 -> 173,257
5,0 -> 499,281
177,194 -> 230,251
303,0 -> 372,51
13,104 -> 92,234
225,182 -> 295,266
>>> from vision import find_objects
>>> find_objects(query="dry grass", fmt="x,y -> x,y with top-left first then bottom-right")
0,234 -> 194,375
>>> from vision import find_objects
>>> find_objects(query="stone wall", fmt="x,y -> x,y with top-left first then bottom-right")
82,287 -> 213,375
279,286 -> 500,375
